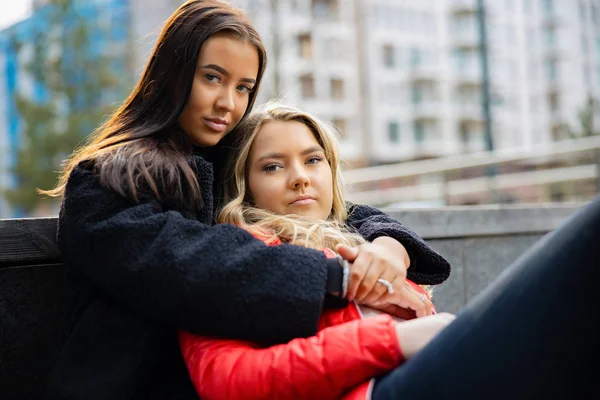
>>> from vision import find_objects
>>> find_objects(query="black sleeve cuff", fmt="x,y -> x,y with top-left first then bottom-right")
325,258 -> 343,294
323,294 -> 349,309
407,247 -> 418,270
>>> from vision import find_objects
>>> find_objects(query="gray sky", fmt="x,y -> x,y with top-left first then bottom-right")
0,1 -> 32,31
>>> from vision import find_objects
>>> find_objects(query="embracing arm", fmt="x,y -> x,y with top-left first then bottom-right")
178,315 -> 402,400
58,167 -> 343,345
345,202 -> 451,285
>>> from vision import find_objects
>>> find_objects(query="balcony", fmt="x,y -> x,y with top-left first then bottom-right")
408,64 -> 441,83
450,0 -> 478,16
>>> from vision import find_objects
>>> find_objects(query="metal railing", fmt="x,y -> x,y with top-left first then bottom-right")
344,135 -> 600,206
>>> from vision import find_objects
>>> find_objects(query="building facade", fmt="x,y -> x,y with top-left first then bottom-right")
2,0 -> 599,217
234,0 -> 600,164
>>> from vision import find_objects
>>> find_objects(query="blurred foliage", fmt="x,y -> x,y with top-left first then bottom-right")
4,0 -> 132,214
561,94 -> 600,139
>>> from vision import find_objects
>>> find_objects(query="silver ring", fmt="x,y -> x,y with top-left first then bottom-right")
418,293 -> 427,303
377,278 -> 395,295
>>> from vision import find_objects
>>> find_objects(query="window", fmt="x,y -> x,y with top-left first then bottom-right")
543,27 -> 555,46
300,74 -> 315,98
298,33 -> 312,59
543,0 -> 553,15
582,33 -> 589,52
414,121 -> 425,143
580,1 -> 587,23
330,78 -> 344,100
545,60 -> 557,81
584,65 -> 591,85
548,92 -> 559,112
459,122 -> 470,150
411,85 -> 423,104
388,121 -> 400,143
453,49 -> 467,72
409,47 -> 421,68
383,44 -> 394,68
312,0 -> 339,20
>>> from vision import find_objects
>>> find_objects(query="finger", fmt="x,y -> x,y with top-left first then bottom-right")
402,284 -> 434,317
361,269 -> 396,305
335,244 -> 359,262
353,251 -> 381,302
370,273 -> 409,306
346,250 -> 371,301
380,283 -> 433,318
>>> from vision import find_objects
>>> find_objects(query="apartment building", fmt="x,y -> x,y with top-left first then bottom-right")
2,0 -> 599,216
233,0 -> 600,164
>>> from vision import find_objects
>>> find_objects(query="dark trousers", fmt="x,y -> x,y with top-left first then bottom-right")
372,195 -> 600,400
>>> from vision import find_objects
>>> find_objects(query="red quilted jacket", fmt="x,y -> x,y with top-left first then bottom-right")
179,237 -> 433,400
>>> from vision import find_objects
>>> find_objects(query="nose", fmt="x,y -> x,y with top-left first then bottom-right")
290,164 -> 310,189
216,86 -> 235,112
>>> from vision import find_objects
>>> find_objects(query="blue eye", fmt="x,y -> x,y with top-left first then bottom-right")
307,156 -> 323,164
264,164 -> 281,172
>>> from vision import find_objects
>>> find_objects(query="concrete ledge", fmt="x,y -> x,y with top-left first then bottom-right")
384,202 -> 584,239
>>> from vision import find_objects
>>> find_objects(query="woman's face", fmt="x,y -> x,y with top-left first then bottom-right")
246,120 -> 334,220
179,34 -> 259,147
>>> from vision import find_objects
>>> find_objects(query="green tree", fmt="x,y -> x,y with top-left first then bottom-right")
560,94 -> 599,139
4,0 -> 132,215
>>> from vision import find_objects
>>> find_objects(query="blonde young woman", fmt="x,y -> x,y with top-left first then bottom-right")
179,102 -> 452,400
180,102 -> 600,400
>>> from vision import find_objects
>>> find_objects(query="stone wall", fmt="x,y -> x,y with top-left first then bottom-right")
386,202 -> 584,312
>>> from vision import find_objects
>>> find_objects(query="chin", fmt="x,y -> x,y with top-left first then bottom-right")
195,136 -> 222,147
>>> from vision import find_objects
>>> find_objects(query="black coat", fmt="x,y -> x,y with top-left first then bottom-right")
45,155 -> 450,400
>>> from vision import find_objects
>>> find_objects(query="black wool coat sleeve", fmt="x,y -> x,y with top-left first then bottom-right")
58,164 -> 330,346
345,202 -> 451,285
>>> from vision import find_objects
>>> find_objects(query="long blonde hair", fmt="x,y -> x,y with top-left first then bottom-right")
218,102 -> 365,250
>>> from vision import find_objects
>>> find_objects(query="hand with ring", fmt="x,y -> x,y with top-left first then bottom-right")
336,237 -> 434,318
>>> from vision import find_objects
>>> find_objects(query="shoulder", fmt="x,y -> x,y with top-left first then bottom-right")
65,160 -> 101,195
345,202 -> 384,221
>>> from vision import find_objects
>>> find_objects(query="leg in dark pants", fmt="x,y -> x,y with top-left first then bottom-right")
372,195 -> 600,400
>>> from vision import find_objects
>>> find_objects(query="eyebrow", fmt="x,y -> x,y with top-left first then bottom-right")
256,146 -> 325,163
200,64 -> 256,84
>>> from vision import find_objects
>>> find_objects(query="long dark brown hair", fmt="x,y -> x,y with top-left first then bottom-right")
41,0 -> 267,212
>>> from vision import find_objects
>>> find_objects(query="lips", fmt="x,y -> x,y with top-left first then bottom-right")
203,117 -> 228,133
290,195 -> 316,206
